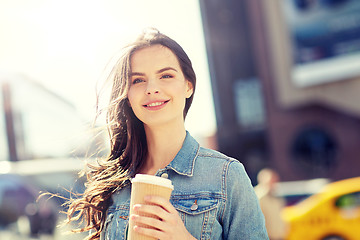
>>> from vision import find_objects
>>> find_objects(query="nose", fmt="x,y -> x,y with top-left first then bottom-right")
145,79 -> 160,95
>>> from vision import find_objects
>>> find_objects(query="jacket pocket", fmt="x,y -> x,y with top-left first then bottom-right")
103,205 -> 129,240
171,192 -> 221,240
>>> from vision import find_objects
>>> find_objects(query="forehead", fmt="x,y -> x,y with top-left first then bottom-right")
130,44 -> 180,71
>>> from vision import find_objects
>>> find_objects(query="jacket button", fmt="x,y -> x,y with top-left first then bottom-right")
160,173 -> 168,179
191,200 -> 198,211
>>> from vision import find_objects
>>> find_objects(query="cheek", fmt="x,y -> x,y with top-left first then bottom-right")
127,91 -> 142,118
127,89 -> 136,107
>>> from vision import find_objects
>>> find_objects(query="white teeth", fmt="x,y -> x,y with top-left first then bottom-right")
147,102 -> 164,107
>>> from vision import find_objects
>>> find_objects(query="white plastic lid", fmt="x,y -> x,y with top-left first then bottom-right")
131,174 -> 174,190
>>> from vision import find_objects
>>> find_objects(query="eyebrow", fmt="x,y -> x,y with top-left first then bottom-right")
130,67 -> 178,77
156,67 -> 178,74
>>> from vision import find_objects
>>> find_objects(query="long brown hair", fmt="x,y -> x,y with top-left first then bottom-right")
66,28 -> 196,240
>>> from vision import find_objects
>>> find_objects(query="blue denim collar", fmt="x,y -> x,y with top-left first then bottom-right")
165,131 -> 200,177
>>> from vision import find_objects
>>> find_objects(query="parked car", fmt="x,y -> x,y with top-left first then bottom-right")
275,178 -> 330,206
0,173 -> 58,235
0,74 -> 106,236
282,176 -> 360,240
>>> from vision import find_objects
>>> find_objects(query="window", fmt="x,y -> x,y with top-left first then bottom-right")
233,77 -> 266,130
336,191 -> 360,209
290,126 -> 338,177
281,0 -> 360,87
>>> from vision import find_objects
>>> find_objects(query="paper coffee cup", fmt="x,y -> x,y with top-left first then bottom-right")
128,174 -> 174,240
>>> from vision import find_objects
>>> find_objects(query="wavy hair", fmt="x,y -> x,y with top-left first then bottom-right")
65,28 -> 196,240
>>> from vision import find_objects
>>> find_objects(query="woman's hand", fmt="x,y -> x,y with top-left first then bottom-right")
130,195 -> 196,240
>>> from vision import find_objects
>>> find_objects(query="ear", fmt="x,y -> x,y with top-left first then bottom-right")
185,80 -> 194,99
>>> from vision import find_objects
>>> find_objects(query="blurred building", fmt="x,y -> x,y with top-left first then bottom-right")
199,0 -> 360,182
1,74 -> 103,162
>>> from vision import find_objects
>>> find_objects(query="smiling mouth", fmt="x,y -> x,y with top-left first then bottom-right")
144,100 -> 169,108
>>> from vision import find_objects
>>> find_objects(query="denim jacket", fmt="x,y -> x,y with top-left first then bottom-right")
101,132 -> 269,239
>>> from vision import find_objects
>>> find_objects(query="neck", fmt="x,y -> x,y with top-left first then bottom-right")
141,123 -> 187,175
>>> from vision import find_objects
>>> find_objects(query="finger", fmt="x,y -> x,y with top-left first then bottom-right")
133,224 -> 165,240
133,204 -> 168,220
144,195 -> 176,213
130,214 -> 166,232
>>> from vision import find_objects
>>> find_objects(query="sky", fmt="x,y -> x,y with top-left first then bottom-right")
0,0 -> 216,138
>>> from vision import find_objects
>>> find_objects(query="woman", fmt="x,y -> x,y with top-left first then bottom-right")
67,28 -> 268,240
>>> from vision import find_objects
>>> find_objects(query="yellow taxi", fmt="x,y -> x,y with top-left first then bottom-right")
282,177 -> 360,240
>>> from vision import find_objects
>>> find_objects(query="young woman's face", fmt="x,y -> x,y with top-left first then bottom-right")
127,44 -> 193,127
